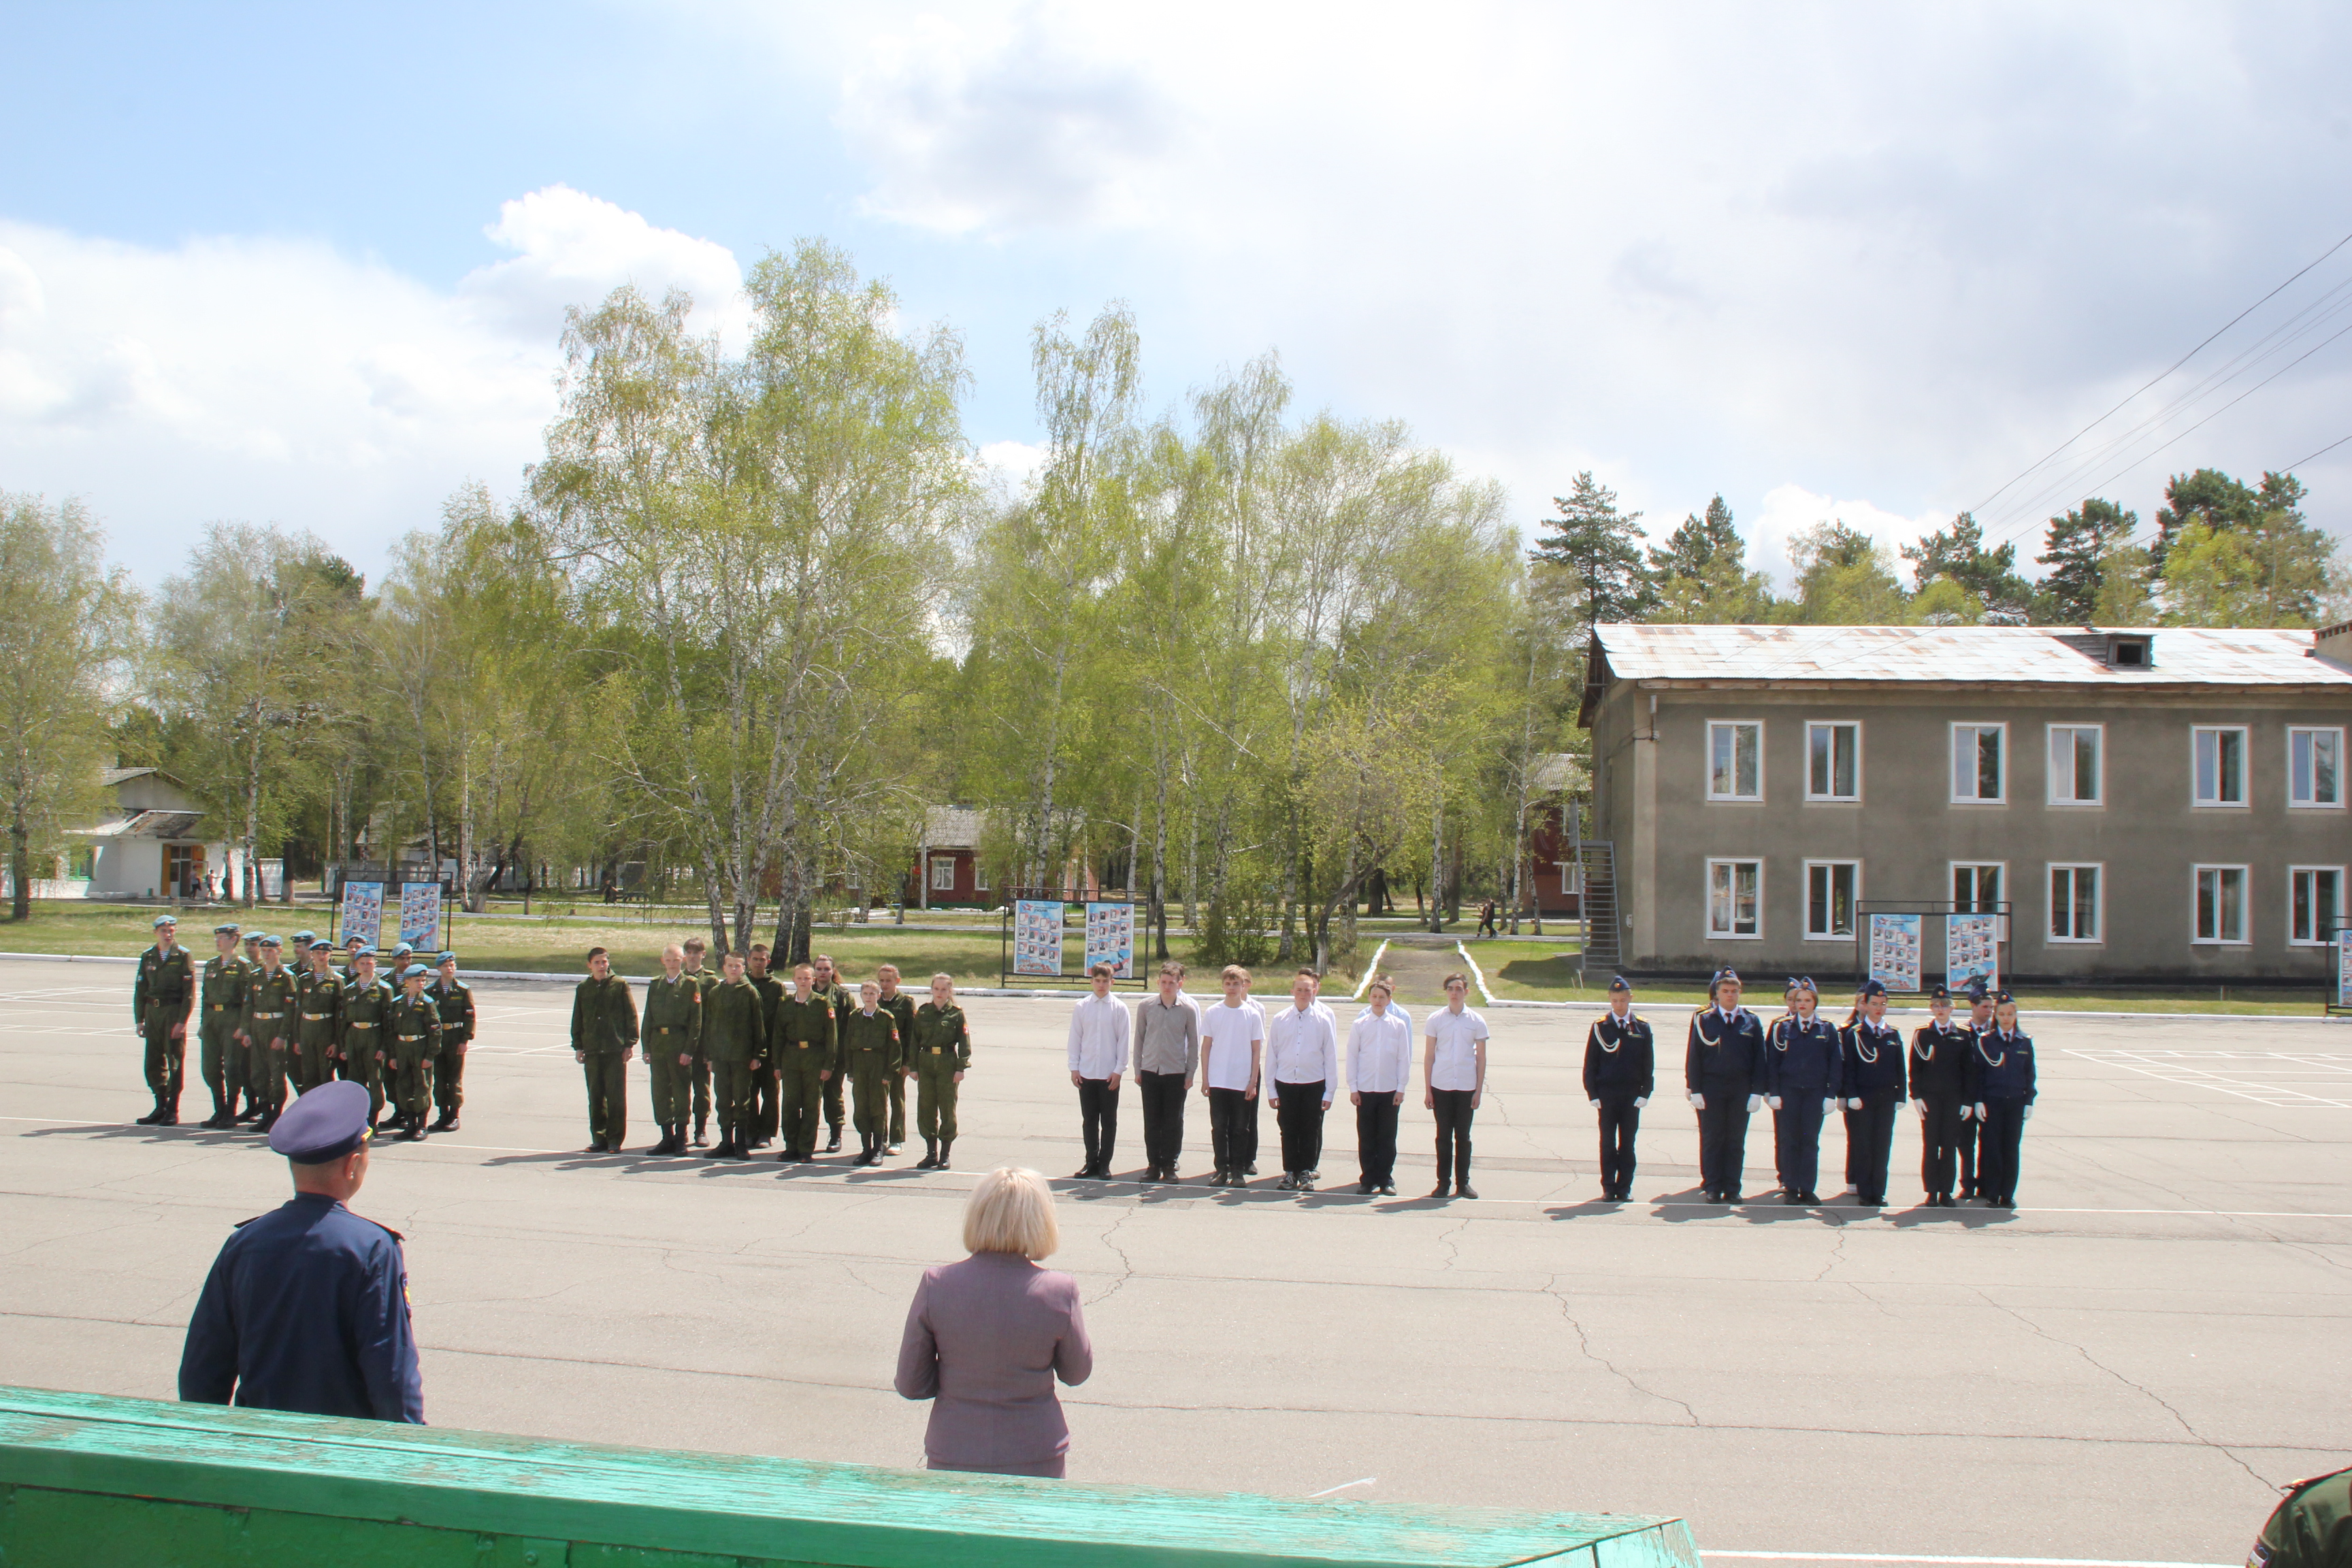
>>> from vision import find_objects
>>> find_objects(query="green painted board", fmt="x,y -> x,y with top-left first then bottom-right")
0,1385 -> 1697,1568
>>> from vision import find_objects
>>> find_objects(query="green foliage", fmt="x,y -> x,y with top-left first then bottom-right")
1901,512 -> 2031,613
1645,495 -> 1773,623
1531,472 -> 1652,640
2035,497 -> 2138,623
1786,521 -> 1909,623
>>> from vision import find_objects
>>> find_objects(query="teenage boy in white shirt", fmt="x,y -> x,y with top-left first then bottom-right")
1265,968 -> 1340,1192
1347,975 -> 1413,1196
1422,972 -> 1488,1200
1196,964 -> 1265,1187
1066,964 -> 1130,1179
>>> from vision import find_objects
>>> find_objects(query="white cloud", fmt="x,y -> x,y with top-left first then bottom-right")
1745,485 -> 1950,591
459,184 -> 749,345
975,437 -> 1048,492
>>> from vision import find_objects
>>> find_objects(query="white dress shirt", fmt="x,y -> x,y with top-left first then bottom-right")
1348,1003 -> 1415,1094
1066,992 -> 1132,1078
1425,1004 -> 1488,1092
1264,999 -> 1340,1090
1199,999 -> 1266,1090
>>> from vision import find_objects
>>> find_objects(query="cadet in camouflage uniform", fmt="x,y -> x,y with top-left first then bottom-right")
241,935 -> 301,1132
383,964 -> 444,1141
910,973 -> 972,1170
681,936 -> 719,1147
570,947 -> 638,1154
293,938 -> 345,1096
2250,1464 -> 2352,1568
339,950 -> 394,1126
875,964 -> 917,1154
640,944 -> 703,1156
770,962 -> 838,1164
429,951 -> 475,1131
340,933 -> 368,978
745,945 -> 785,1149
196,922 -> 251,1128
840,979 -> 903,1166
811,952 -> 848,1152
132,915 -> 195,1126
704,951 -> 765,1160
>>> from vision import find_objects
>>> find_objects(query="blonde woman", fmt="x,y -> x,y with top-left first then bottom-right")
894,1166 -> 1094,1477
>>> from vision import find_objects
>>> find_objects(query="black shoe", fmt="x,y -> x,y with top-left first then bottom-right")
1378,1183 -> 1397,1196
826,1130 -> 843,1153
1245,1163 -> 1258,1176
429,1114 -> 455,1132
1429,1183 -> 1452,1199
1073,1166 -> 1095,1180
1456,1183 -> 1478,1200
1784,1192 -> 1805,1205
936,1142 -> 951,1171
1276,1173 -> 1296,1190
255,1111 -> 279,1134
405,1124 -> 426,1142
135,1107 -> 163,1126
443,1115 -> 459,1132
159,1109 -> 180,1126
1357,1181 -> 1376,1195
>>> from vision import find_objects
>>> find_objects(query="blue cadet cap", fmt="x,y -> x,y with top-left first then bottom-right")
269,1080 -> 372,1164
1928,983 -> 1950,1001
1793,975 -> 1818,993
152,914 -> 177,928
308,938 -> 332,952
402,963 -> 431,980
1858,978 -> 1888,998
257,933 -> 280,948
1710,967 -> 1740,986
213,921 -> 240,936
1993,988 -> 2014,1005
435,951 -> 457,966
1965,979 -> 1989,1000
345,933 -> 367,947
392,942 -> 414,954
293,930 -> 316,945
1607,975 -> 1631,993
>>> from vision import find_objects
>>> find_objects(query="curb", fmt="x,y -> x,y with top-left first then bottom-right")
1349,940 -> 1392,1000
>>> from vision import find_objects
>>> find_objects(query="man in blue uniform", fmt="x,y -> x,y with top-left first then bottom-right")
1970,990 -> 2037,1208
1959,981 -> 1993,1198
178,1079 -> 424,1422
1907,984 -> 1972,1207
1838,979 -> 1908,1207
1763,975 -> 1842,1205
1582,976 -> 1653,1202
1684,968 -> 1766,1204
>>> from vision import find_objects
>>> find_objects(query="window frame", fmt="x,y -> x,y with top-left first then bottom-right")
2191,863 -> 2251,945
2047,862 -> 2103,944
2289,864 -> 2347,947
1803,720 -> 1863,804
2046,722 -> 2104,806
1705,857 -> 1763,941
928,855 -> 958,893
2191,725 -> 2251,809
1951,860 -> 2010,942
1802,858 -> 1861,941
2287,726 -> 2345,810
972,862 -> 990,893
1950,721 -> 2007,804
1705,719 -> 1765,803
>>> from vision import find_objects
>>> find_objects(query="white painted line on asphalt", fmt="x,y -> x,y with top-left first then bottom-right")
1704,1554 -> 2234,1568
1305,1476 -> 1376,1497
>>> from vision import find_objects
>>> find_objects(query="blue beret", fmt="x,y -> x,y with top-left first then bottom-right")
213,922 -> 240,936
435,951 -> 457,966
344,934 -> 368,946
1607,975 -> 1631,992
152,914 -> 178,928
402,964 -> 431,980
1858,979 -> 1887,998
292,930 -> 317,945
270,1081 -> 372,1164
308,938 -> 332,952
256,934 -> 280,948
391,943 -> 414,954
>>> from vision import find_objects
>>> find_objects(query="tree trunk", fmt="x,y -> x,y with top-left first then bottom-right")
1426,798 -> 1444,932
9,809 -> 29,921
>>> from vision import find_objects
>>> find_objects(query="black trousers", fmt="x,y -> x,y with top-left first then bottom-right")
1957,1109 -> 1982,1194
1077,1077 -> 1120,1171
1208,1086 -> 1258,1174
1776,1094 -> 1829,1195
1274,1079 -> 1327,1173
1356,1093 -> 1401,1185
1920,1096 -> 1967,1198
1695,1089 -> 1750,1196
1843,1096 -> 1901,1202
1978,1096 -> 2027,1203
1432,1088 -> 1476,1186
1595,1094 -> 1641,1195
1138,1070 -> 1188,1170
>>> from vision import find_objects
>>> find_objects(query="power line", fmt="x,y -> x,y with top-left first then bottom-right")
2276,430 -> 2352,472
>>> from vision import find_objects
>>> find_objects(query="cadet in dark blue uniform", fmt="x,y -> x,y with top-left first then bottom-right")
1765,977 -> 1799,1193
1959,982 -> 1993,1197
1684,968 -> 1766,1204
1582,976 -> 1654,1203
178,1079 -> 424,1422
1838,980 -> 1906,1207
1969,992 -> 2037,1208
1907,985 -> 1972,1206
1763,976 -> 1842,1205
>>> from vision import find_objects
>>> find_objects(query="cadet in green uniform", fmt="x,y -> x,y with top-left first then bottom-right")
745,945 -> 785,1149
840,979 -> 902,1166
383,964 -> 444,1141
293,939 -> 346,1096
570,947 -> 638,1154
242,935 -> 301,1132
811,952 -> 847,1152
428,951 -> 475,1131
875,964 -> 917,1154
2251,1464 -> 2352,1568
681,936 -> 718,1147
910,972 -> 972,1170
770,962 -> 838,1164
340,933 -> 368,979
133,915 -> 196,1126
339,950 -> 394,1127
704,951 -> 765,1160
197,922 -> 251,1128
640,944 -> 703,1156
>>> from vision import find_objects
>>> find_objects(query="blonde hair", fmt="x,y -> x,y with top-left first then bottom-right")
963,1166 -> 1060,1260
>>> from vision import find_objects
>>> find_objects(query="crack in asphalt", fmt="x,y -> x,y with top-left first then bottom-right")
1083,1206 -> 1138,1307
1433,1216 -> 1470,1271
1814,1212 -> 1850,1283
1544,1271 -> 1700,1426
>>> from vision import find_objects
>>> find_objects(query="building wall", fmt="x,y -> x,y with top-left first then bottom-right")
1597,684 -> 2351,982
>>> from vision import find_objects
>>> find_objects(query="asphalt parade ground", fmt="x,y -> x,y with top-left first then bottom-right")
3,956 -> 2347,1565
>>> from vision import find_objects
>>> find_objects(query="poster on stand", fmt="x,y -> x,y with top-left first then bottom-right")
339,881 -> 385,951
1083,902 -> 1135,979
1013,900 -> 1065,977
397,883 -> 443,953
1946,912 -> 2000,992
2337,930 -> 2351,1008
1867,913 -> 1923,992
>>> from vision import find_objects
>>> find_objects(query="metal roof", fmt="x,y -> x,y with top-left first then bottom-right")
82,811 -> 208,840
1590,623 -> 2352,691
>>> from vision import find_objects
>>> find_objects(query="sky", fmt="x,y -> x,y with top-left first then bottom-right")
4,0 -> 2351,590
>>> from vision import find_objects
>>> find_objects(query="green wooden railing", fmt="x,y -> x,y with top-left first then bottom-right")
0,1384 -> 1698,1568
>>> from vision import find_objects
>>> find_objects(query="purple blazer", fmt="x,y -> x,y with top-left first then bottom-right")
894,1251 -> 1093,1477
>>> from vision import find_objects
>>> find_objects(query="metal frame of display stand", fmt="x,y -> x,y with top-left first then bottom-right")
1853,900 -> 2013,995
998,887 -> 1150,990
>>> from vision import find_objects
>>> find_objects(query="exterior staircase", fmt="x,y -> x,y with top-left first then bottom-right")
1575,842 -> 1622,979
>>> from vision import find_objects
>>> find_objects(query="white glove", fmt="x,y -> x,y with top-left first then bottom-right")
1912,1098 -> 1927,1120
1820,1097 -> 1835,1115
1766,1094 -> 1783,1110
1633,1096 -> 1647,1108
1957,1104 -> 1973,1120
1590,1098 -> 1602,1108
2021,1104 -> 2034,1122
1974,1102 -> 1989,1120
1746,1094 -> 1764,1113
1846,1096 -> 1864,1110
1689,1092 -> 1705,1109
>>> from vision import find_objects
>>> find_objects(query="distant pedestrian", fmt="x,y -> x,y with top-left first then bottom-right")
1347,975 -> 1412,1196
1424,973 -> 1488,1200
1066,964 -> 1130,1179
1582,976 -> 1653,1202
894,1166 -> 1092,1478
1476,900 -> 1499,938
1264,968 -> 1339,1192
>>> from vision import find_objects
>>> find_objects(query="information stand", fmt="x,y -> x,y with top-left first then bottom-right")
999,892 -> 1146,990
1855,901 -> 2011,996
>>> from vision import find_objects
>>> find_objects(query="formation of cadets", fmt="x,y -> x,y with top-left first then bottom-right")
131,914 -> 475,1141
1587,965 -> 2040,1209
136,915 -> 2039,1205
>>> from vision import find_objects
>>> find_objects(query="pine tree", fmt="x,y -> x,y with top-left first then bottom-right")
1900,512 -> 2031,612
2036,497 -> 2137,623
1530,471 -> 1652,640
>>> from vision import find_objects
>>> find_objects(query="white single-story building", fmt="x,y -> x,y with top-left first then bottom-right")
71,768 -> 238,900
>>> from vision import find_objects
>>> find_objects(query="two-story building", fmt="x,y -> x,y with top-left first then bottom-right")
1580,621 -> 2352,985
